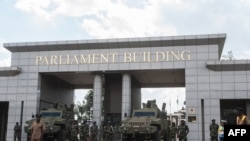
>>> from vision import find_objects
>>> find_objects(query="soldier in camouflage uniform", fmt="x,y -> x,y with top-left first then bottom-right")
90,121 -> 98,141
209,119 -> 219,141
103,122 -> 114,141
71,120 -> 79,141
169,122 -> 177,141
162,125 -> 170,141
79,120 -> 89,141
14,122 -> 21,141
177,120 -> 189,141
67,122 -> 72,141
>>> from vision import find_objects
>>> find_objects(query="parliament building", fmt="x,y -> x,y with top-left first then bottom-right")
0,33 -> 250,141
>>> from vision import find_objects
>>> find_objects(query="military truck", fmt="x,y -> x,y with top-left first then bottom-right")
119,100 -> 169,141
24,103 -> 74,141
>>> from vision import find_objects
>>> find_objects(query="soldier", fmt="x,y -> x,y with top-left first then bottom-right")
169,122 -> 177,141
177,120 -> 189,141
162,124 -> 170,141
209,119 -> 219,141
79,120 -> 88,141
31,114 -> 46,141
90,121 -> 98,141
14,122 -> 21,141
67,120 -> 74,141
67,123 -> 72,141
103,122 -> 114,141
71,120 -> 79,141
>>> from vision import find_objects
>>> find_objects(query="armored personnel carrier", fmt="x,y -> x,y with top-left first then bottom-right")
24,103 -> 74,141
119,100 -> 169,141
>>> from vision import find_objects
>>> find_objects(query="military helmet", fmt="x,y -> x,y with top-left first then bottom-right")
36,113 -> 42,118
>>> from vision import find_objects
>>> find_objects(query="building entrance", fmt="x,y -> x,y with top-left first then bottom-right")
39,69 -> 185,124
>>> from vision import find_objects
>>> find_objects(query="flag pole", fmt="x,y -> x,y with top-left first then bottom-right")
169,98 -> 172,123
177,96 -> 179,111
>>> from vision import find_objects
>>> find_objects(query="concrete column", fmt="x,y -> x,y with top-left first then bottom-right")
93,74 -> 102,127
122,74 -> 131,120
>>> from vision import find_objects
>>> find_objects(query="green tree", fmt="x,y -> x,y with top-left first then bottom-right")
221,50 -> 235,60
74,89 -> 105,123
74,90 -> 93,122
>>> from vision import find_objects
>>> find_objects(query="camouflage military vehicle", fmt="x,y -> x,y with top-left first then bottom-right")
119,100 -> 169,141
24,103 -> 74,141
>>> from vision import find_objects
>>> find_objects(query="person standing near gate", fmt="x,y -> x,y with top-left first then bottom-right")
14,122 -> 21,141
31,114 -> 46,141
177,120 -> 189,141
71,120 -> 79,141
90,121 -> 98,141
80,120 -> 88,141
103,122 -> 114,141
209,119 -> 219,141
169,122 -> 177,141
235,107 -> 249,125
218,120 -> 227,141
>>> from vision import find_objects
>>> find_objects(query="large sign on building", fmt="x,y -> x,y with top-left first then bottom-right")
35,50 -> 191,65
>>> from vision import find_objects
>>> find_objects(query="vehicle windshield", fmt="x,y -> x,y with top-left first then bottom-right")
133,111 -> 155,117
41,112 -> 61,117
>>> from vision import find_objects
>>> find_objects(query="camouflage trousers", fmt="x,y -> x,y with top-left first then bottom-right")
90,135 -> 97,141
178,135 -> 187,141
80,135 -> 88,141
210,136 -> 218,141
71,135 -> 78,141
170,137 -> 176,141
103,134 -> 113,141
14,134 -> 20,141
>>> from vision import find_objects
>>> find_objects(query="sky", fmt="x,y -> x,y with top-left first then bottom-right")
1,0 -> 250,113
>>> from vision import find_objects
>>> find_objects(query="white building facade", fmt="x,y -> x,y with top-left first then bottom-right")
0,33 -> 250,141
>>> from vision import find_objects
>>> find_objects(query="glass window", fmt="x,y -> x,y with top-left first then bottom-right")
133,112 -> 155,117
41,112 -> 61,117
